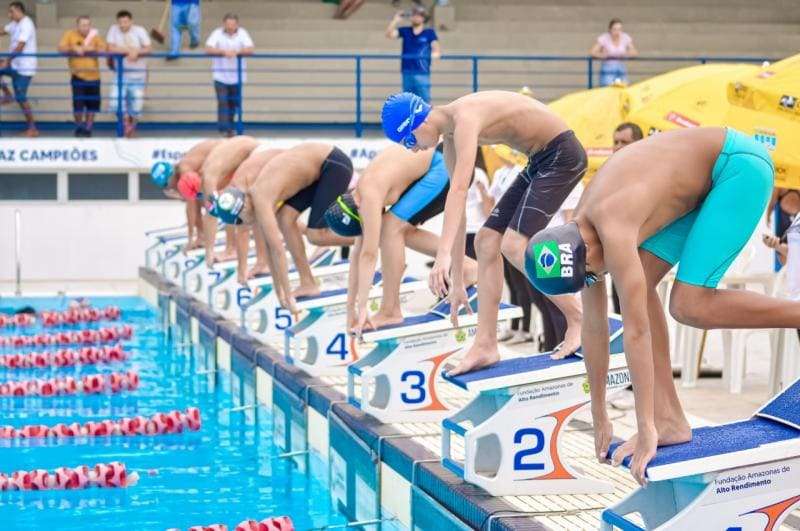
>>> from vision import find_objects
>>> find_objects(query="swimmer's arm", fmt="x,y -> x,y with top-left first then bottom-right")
253,198 -> 292,306
354,194 -> 385,321
203,213 -> 218,265
450,211 -> 467,288
437,122 -> 479,259
346,237 -> 362,327
185,200 -> 198,242
604,230 -> 656,435
580,278 -> 611,419
235,225 -> 251,284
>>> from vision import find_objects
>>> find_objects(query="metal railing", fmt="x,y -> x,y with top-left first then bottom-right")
0,52 -> 775,137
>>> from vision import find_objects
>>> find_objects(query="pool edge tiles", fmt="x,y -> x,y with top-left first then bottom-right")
139,267 -> 543,531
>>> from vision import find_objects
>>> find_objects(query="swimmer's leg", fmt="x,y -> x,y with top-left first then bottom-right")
447,226 -> 505,376
219,225 -> 237,261
277,205 -> 319,298
305,227 -> 354,248
372,212 -> 411,328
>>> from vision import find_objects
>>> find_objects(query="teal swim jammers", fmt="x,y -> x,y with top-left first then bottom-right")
640,128 -> 774,288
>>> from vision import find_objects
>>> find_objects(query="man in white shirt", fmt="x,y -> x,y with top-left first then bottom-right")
205,13 -> 254,137
0,1 -> 38,136
106,10 -> 152,138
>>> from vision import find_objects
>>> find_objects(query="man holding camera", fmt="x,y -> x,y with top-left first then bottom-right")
385,4 -> 440,103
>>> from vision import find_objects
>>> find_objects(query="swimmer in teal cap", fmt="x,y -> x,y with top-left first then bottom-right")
526,127 -> 800,487
381,90 -> 587,376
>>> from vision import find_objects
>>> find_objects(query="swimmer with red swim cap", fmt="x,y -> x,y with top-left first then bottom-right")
151,139 -> 220,252
381,91 -> 587,376
198,136 -> 260,265
209,143 -> 356,314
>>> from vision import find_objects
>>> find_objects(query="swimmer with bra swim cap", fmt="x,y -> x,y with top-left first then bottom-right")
322,144 -> 478,337
209,142 -> 356,314
151,139 -> 221,251
381,90 -> 587,376
524,126 -> 800,487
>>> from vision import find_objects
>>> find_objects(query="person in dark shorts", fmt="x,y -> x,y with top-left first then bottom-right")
58,15 -> 106,137
324,144 -> 478,337
208,142 -> 355,314
380,90 -> 587,375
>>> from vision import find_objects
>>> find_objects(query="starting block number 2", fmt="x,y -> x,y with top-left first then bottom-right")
513,428 -> 546,471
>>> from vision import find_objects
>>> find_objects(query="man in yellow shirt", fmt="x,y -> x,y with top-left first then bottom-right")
58,16 -> 106,137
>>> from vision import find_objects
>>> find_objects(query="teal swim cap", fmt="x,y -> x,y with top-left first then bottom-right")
324,194 -> 362,237
150,162 -> 174,189
381,92 -> 431,145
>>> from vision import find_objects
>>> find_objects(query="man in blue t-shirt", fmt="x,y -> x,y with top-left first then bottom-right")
385,5 -> 440,102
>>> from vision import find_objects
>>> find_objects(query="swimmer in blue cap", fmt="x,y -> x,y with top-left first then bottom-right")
151,139 -> 220,251
526,127 -> 800,486
381,90 -> 587,376
210,142 -> 356,314
323,144 -> 478,336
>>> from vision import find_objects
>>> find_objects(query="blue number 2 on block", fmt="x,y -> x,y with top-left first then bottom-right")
326,333 -> 347,360
400,370 -> 426,404
513,427 -> 545,471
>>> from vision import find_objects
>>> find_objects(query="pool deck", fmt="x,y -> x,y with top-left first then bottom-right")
138,267 -> 800,531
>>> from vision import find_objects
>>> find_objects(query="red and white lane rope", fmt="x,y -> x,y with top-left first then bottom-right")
0,306 -> 122,329
0,462 -> 138,491
0,345 -> 127,369
173,516 -> 294,531
0,371 -> 140,397
0,326 -> 133,349
0,408 -> 201,438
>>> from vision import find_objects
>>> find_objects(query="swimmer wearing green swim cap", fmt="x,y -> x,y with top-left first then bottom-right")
528,127 -> 799,487
381,90 -> 587,377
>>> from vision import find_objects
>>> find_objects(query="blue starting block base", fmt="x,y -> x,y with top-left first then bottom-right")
602,377 -> 800,530
441,315 -> 630,496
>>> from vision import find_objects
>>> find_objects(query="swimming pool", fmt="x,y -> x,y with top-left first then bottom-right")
0,296 -> 349,530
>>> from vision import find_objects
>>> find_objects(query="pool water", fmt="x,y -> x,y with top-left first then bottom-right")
0,296 -> 349,531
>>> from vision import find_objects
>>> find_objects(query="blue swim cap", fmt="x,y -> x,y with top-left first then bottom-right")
209,188 -> 246,225
381,92 -> 431,144
525,222 -> 595,295
150,161 -> 174,188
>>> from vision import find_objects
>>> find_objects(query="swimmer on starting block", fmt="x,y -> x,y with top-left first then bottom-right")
209,142 -> 356,314
198,135 -> 260,265
381,91 -> 587,375
151,139 -> 220,252
227,147 -> 285,283
323,144 -> 478,336
526,126 -> 800,485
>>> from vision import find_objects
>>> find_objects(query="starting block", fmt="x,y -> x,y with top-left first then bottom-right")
602,377 -> 800,530
347,287 -> 523,424
161,236 -> 226,285
441,315 -> 627,496
144,227 -> 187,269
284,272 -> 428,377
241,249 -> 350,341
184,250 -> 256,304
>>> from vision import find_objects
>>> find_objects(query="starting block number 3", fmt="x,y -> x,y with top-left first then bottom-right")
400,370 -> 426,404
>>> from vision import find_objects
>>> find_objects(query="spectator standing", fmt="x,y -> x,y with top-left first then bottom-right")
385,5 -> 440,103
590,18 -> 637,87
167,0 -> 201,61
205,13 -> 254,137
106,10 -> 152,138
0,1 -> 37,137
58,16 -> 106,137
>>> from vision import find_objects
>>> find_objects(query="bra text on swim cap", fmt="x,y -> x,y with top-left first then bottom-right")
533,241 -> 574,279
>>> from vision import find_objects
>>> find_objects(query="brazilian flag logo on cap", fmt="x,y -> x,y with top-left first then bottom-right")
534,241 -> 561,278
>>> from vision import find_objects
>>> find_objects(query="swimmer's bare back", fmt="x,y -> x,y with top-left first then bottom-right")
440,91 -> 568,153
251,142 -> 335,204
578,127 -> 726,242
179,138 -> 221,174
358,145 -> 436,206
232,148 -> 285,189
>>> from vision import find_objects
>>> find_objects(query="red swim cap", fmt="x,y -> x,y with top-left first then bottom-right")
177,171 -> 202,200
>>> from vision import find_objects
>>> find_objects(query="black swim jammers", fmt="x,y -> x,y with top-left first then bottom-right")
284,146 -> 354,229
